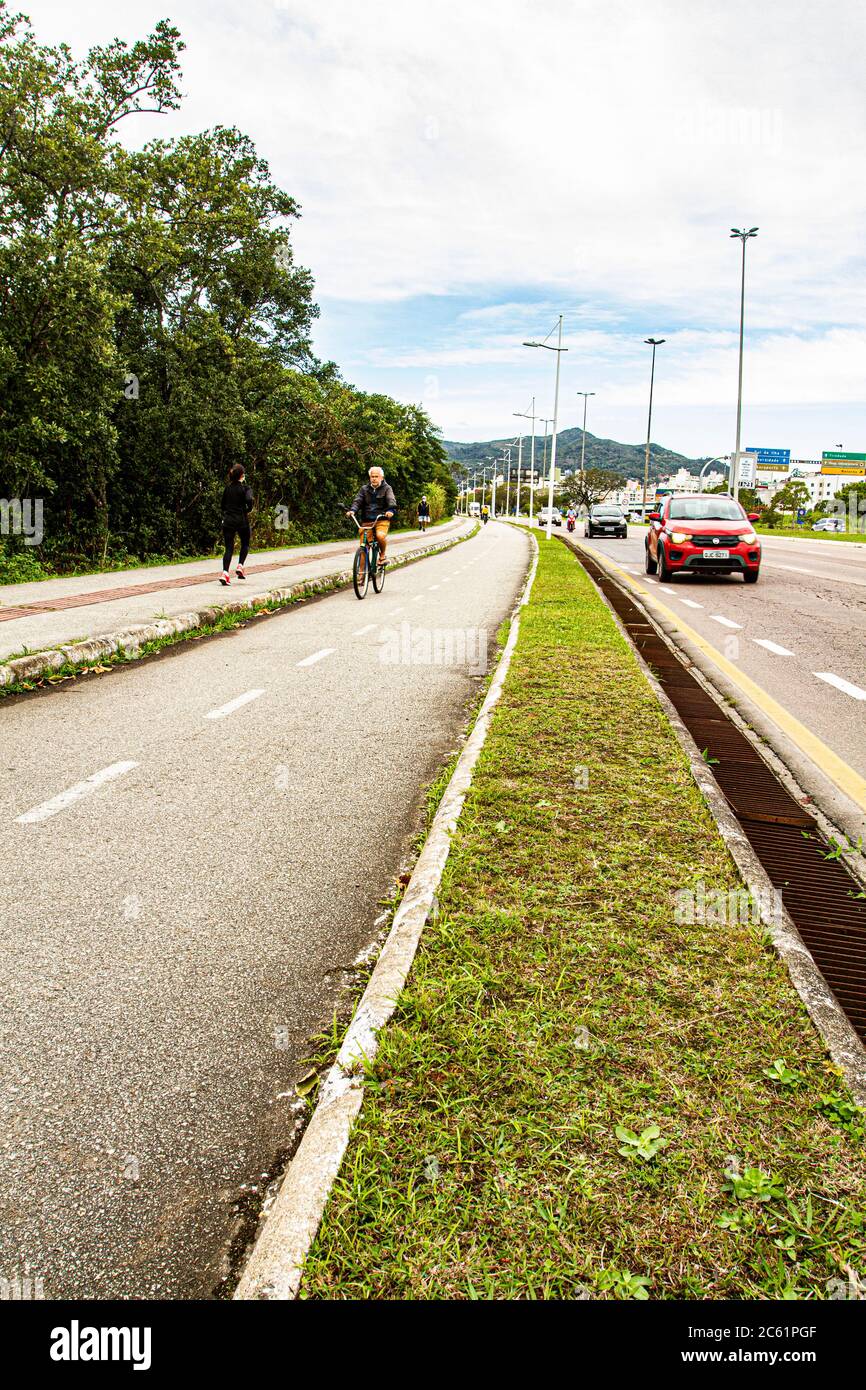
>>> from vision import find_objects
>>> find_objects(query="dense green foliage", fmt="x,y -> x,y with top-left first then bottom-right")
0,7 -> 452,576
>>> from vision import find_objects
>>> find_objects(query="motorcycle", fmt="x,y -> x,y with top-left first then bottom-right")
566,515 -> 575,533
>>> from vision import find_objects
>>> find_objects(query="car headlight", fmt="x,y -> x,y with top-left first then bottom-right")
668,531 -> 691,544
741,530 -> 758,544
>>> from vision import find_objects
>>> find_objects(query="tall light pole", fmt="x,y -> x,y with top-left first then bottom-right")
540,418 -> 552,508
730,226 -> 758,504
642,338 -> 665,517
514,399 -> 537,523
524,316 -> 567,539
576,390 -> 595,505
698,455 -> 731,494
513,430 -> 522,517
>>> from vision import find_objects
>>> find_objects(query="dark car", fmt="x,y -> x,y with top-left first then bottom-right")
586,504 -> 627,539
645,493 -> 762,583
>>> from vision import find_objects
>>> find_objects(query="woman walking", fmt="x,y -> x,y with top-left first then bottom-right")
219,464 -> 253,586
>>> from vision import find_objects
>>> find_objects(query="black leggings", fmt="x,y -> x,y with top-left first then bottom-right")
222,520 -> 250,573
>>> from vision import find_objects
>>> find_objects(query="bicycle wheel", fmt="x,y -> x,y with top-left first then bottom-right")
372,546 -> 386,592
353,544 -> 369,599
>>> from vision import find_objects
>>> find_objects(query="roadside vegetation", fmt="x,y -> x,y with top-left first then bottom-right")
301,537 -> 866,1300
0,5 -> 453,580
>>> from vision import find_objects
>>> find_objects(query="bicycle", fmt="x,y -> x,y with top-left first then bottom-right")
346,511 -> 388,599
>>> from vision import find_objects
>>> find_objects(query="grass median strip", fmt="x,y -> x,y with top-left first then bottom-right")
300,536 -> 865,1300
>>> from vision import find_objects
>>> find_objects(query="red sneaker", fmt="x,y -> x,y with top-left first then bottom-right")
236,567 -> 246,580
219,571 -> 230,586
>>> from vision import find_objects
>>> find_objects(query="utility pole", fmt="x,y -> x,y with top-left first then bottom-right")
730,226 -> 758,503
642,338 -> 665,517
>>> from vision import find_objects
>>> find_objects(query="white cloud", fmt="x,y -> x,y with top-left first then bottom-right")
21,0 -> 866,452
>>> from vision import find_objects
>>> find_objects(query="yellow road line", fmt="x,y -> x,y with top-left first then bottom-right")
579,544 -> 866,815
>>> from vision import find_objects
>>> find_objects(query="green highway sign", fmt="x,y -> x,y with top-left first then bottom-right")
822,451 -> 866,461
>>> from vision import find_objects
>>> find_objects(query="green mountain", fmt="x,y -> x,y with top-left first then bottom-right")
443,428 -> 708,482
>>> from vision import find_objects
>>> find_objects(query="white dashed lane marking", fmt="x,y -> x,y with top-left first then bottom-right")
205,689 -> 265,719
352,624 -> 377,636
296,649 -> 336,669
814,672 -> 866,701
752,639 -> 794,656
15,761 -> 139,825
678,597 -> 703,609
710,615 -> 742,630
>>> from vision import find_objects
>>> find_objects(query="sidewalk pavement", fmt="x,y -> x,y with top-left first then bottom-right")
0,521 -> 468,663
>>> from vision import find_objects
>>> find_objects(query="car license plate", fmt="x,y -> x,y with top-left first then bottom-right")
704,548 -> 729,559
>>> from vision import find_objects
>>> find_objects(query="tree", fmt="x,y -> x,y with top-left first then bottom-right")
561,468 -> 622,511
762,479 -> 810,528
0,6 -> 448,572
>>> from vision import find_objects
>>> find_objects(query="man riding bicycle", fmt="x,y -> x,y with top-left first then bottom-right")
347,466 -> 396,566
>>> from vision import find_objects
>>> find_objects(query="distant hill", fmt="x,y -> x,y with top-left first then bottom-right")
443,427 -> 708,482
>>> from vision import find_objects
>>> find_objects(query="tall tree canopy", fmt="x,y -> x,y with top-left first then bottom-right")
0,5 -> 450,573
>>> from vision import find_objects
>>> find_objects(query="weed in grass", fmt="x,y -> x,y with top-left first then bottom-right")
615,1123 -> 669,1162
762,1059 -> 805,1089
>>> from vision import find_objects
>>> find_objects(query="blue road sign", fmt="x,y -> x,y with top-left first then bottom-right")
747,447 -> 790,465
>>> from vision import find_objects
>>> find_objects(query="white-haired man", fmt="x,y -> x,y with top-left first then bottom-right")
347,466 -> 397,567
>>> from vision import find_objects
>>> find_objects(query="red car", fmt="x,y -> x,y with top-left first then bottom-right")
645,493 -> 762,583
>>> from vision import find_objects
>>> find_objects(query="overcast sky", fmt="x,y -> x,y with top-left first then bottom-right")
22,0 -> 866,457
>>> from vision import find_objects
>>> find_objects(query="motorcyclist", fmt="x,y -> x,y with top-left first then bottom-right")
480,503 -> 490,524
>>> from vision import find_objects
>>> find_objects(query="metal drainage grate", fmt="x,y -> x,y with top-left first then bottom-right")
572,544 -> 866,1043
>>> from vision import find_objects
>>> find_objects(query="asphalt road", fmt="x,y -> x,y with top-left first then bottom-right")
0,519 -> 470,661
577,526 -> 866,779
0,520 -> 529,1299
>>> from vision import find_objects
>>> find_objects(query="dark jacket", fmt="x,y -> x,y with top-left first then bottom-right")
222,480 -> 254,525
350,478 -> 397,523
417,499 -> 431,517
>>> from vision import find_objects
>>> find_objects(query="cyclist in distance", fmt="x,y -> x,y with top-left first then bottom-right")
347,466 -> 396,567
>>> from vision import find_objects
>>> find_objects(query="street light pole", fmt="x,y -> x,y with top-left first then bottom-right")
642,337 -> 665,517
730,226 -> 758,504
524,316 -> 567,539
576,391 -> 595,499
514,398 -> 537,523
514,432 -> 522,517
698,456 -> 731,494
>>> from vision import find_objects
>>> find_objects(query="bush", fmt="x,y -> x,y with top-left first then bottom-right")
0,546 -> 50,584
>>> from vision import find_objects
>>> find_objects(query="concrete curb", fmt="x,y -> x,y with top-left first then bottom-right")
567,539 -> 866,1109
0,524 -> 476,692
233,528 -> 539,1300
